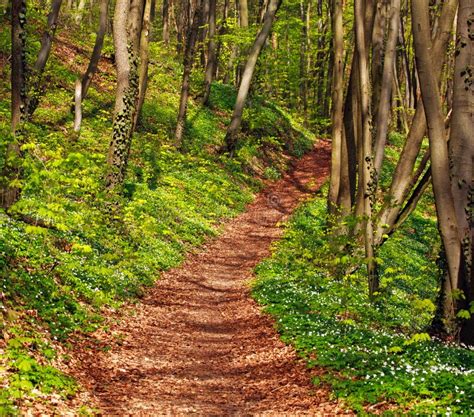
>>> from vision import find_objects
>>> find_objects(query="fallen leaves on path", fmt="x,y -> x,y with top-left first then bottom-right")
68,140 -> 352,415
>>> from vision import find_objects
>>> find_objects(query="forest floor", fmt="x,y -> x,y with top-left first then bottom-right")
65,140 -> 351,415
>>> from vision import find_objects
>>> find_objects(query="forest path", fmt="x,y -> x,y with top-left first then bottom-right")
70,140 -> 347,415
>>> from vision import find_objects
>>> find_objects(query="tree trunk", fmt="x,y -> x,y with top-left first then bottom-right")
412,0 -> 461,330
174,0 -> 202,146
223,0 -> 282,155
328,0 -> 344,214
80,0 -> 108,101
133,0 -> 153,129
450,0 -> 474,344
236,0 -> 249,86
10,0 -> 26,133
355,0 -> 377,296
202,0 -> 216,105
373,0 -> 400,176
74,78 -> 82,132
1,0 -> 26,210
371,0 -> 388,123
374,0 -> 458,245
162,0 -> 170,44
106,0 -> 139,190
25,0 -> 64,118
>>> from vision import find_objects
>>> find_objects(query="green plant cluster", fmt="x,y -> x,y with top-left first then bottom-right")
252,189 -> 474,414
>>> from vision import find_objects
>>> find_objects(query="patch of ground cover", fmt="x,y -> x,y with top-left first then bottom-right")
252,180 -> 474,414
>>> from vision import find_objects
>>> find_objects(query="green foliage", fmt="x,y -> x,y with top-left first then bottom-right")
252,190 -> 474,414
0,328 -> 76,415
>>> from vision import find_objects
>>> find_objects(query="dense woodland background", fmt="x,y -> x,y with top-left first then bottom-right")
0,0 -> 473,413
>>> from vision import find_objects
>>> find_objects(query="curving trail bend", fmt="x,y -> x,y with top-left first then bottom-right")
70,141 -> 350,416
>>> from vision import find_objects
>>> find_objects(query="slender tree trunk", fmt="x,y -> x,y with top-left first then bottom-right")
75,0 -> 87,24
236,0 -> 249,86
215,0 -> 229,80
174,0 -> 202,146
1,0 -> 26,209
371,0 -> 388,123
80,0 -> 108,101
373,0 -> 400,176
25,0 -> 64,118
134,0 -> 153,129
74,78 -> 82,132
202,0 -> 216,105
328,0 -> 344,214
128,0 -> 145,53
162,0 -> 170,44
298,0 -> 308,114
223,0 -> 282,155
10,0 -> 26,133
412,0 -> 461,330
450,0 -> 474,344
355,0 -> 377,296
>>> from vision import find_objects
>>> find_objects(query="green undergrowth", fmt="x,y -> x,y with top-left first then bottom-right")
0,20 -> 313,412
252,184 -> 474,413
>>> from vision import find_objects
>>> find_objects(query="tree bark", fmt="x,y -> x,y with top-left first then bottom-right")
74,78 -> 82,132
328,0 -> 344,214
375,0 -> 458,245
10,0 -> 26,133
26,0 -> 64,118
162,0 -> 170,44
355,0 -> 377,296
174,0 -> 202,146
133,0 -> 153,129
202,0 -> 216,105
450,0 -> 474,344
80,0 -> 108,101
106,0 -> 139,190
223,0 -> 282,155
373,0 -> 400,176
412,0 -> 461,329
1,0 -> 26,209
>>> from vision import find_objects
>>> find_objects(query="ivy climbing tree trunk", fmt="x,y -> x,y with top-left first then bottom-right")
106,0 -> 139,190
450,0 -> 473,344
10,0 -> 26,134
1,0 -> 26,209
223,0 -> 282,155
